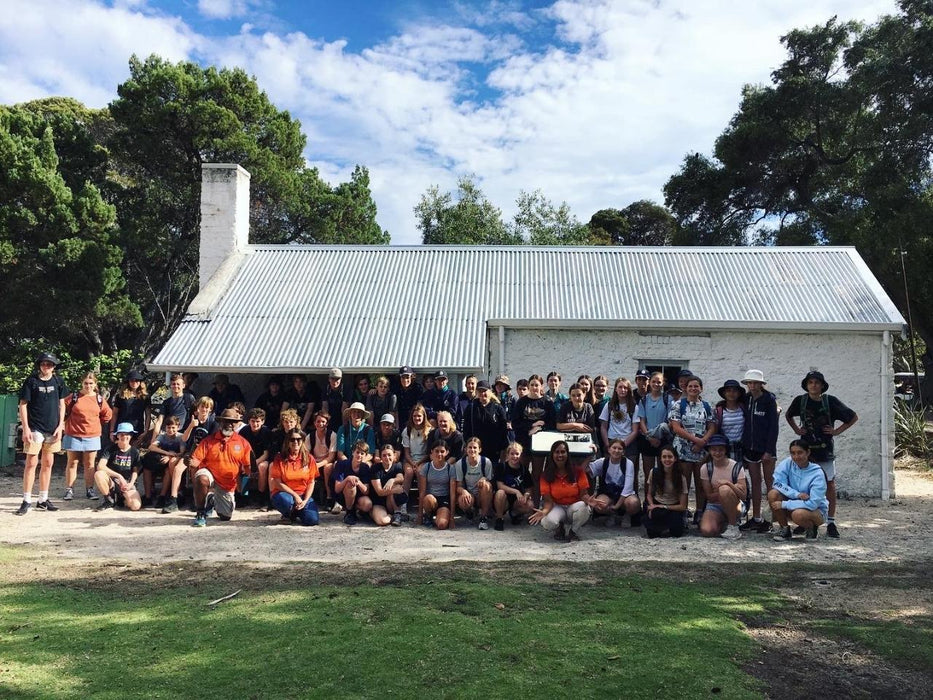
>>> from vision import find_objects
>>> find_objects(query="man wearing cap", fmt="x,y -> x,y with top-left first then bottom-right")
463,381 -> 510,460
633,369 -> 651,402
16,353 -> 68,515
785,371 -> 857,538
321,368 -> 349,433
422,371 -> 458,422
93,423 -> 143,512
336,402 -> 376,461
395,366 -> 424,427
740,370 -> 780,533
188,408 -> 253,527
208,374 -> 245,415
373,414 -> 404,466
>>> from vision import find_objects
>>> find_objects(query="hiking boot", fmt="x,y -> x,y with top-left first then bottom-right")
554,524 -> 566,541
805,524 -> 819,540
161,497 -> 178,514
62,487 -> 74,501
755,519 -> 772,534
15,500 -> 31,516
204,493 -> 215,518
567,529 -> 580,542
721,524 -> 742,541
772,526 -> 792,541
343,511 -> 358,526
192,512 -> 207,527
35,500 -> 59,512
494,517 -> 504,531
86,487 -> 99,500
95,499 -> 115,512
478,515 -> 489,531
391,512 -> 402,527
826,522 -> 840,538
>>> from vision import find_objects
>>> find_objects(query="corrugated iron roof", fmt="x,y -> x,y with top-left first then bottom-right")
149,245 -> 906,372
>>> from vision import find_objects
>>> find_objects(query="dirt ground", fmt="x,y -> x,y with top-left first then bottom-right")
2,462 -> 932,699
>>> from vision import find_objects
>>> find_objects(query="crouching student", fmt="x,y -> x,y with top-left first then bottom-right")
269,428 -> 320,526
493,442 -> 535,531
698,434 -> 747,541
93,422 -> 143,512
528,440 -> 594,542
769,439 -> 828,541
240,408 -> 271,507
456,438 -> 495,530
587,438 -> 641,527
644,445 -> 688,538
370,444 -> 407,527
333,441 -> 373,526
142,415 -> 184,507
188,408 -> 252,527
418,440 -> 457,530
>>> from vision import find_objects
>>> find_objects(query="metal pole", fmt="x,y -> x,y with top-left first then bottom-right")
900,246 -> 923,405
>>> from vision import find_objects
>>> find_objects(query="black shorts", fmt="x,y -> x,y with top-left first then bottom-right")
371,492 -> 408,509
744,449 -> 766,463
639,435 -> 661,457
141,451 -> 168,474
426,494 -> 451,510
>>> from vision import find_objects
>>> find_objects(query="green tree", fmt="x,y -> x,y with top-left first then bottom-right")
0,106 -> 142,360
510,189 -> 595,245
108,55 -> 386,355
589,201 -> 678,246
661,1 -> 933,393
415,176 -> 517,244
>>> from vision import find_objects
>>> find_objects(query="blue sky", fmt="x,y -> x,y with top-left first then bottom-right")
0,0 -> 898,244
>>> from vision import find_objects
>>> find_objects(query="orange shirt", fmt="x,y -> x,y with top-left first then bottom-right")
540,467 -> 590,506
192,432 -> 252,492
64,392 -> 113,438
270,453 -> 319,496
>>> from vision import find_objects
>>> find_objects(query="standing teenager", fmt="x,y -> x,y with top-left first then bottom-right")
740,369 -> 779,533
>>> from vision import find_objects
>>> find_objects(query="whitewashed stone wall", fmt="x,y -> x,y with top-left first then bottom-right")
487,327 -> 893,498
199,164 -> 250,289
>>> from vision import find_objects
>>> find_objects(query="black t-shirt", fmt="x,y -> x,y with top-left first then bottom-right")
101,445 -> 141,479
786,394 -> 856,461
240,424 -> 270,457
396,384 -> 424,426
285,383 -> 321,420
429,429 -> 464,461
113,395 -> 147,433
513,396 -> 557,447
494,462 -> 531,493
321,385 -> 351,432
19,374 -> 67,434
375,428 -> 404,455
254,391 -> 285,428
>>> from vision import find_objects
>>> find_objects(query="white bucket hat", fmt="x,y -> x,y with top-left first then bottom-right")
741,369 -> 767,385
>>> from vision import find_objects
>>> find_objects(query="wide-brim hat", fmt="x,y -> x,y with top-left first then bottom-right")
343,402 -> 371,421
36,352 -> 59,366
494,374 -> 511,389
217,408 -> 242,422
126,369 -> 144,382
717,379 -> 746,399
741,369 -> 766,385
801,371 -> 829,393
707,434 -> 729,448
114,422 -> 137,435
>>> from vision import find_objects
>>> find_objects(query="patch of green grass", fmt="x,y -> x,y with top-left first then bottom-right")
811,615 -> 933,671
0,569 -> 774,699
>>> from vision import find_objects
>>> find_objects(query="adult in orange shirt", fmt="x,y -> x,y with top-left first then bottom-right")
188,408 -> 252,527
62,372 -> 113,501
529,440 -> 595,542
269,428 -> 320,526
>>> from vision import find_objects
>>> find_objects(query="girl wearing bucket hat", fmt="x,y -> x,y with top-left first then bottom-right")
698,434 -> 747,541
785,371 -> 858,538
739,369 -> 780,533
336,402 -> 376,462
714,379 -> 746,463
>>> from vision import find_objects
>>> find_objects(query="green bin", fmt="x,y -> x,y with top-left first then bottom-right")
0,394 -> 20,467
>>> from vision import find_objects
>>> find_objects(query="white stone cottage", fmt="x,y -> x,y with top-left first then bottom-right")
149,164 -> 907,498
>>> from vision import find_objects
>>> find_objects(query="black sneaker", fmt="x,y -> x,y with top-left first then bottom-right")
826,522 -> 840,538
510,512 -> 523,526
343,511 -> 358,526
35,500 -> 59,512
792,525 -> 806,535
141,496 -> 153,508
391,512 -> 402,527
805,524 -> 819,540
630,512 -> 642,528
756,519 -> 772,533
772,526 -> 792,541
494,517 -> 504,531
15,500 -> 31,516
554,523 -> 566,541
155,495 -> 165,509
161,497 -> 178,514
738,518 -> 757,531
95,499 -> 115,512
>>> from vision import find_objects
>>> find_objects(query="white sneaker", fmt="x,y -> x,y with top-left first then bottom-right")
63,487 -> 74,501
721,524 -> 743,541
329,502 -> 343,515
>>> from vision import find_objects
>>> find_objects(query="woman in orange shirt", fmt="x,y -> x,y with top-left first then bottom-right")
63,372 -> 113,501
529,440 -> 595,542
269,428 -> 320,525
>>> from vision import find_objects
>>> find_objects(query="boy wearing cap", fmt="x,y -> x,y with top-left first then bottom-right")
373,414 -> 404,465
463,381 -> 510,460
188,408 -> 253,527
16,353 -> 68,515
785,371 -> 857,538
422,371 -> 458,422
93,423 -> 143,512
336,402 -> 376,461
321,368 -> 349,433
740,370 -> 780,533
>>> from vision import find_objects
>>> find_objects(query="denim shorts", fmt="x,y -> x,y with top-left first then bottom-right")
62,434 -> 101,452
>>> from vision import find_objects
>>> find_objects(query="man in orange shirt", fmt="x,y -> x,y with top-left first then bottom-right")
188,408 -> 252,527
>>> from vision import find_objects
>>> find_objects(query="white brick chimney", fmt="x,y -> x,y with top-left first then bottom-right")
199,163 -> 250,289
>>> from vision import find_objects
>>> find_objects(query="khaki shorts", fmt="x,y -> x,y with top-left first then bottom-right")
24,431 -> 62,456
194,468 -> 236,518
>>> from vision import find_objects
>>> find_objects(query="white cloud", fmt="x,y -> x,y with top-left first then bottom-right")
197,0 -> 248,20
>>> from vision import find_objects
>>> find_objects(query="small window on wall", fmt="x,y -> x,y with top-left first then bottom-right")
640,361 -> 687,390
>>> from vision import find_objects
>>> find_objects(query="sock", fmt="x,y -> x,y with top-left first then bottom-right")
23,492 -> 32,503
827,517 -> 836,524
752,516 -> 763,522
38,490 -> 48,502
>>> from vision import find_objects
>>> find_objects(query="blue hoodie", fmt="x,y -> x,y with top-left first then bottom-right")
772,457 -> 828,519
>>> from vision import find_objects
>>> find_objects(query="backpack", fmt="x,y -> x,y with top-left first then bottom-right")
679,397 -> 712,429
638,393 -> 671,424
65,391 -> 103,419
795,393 -> 831,447
458,455 -> 491,483
706,459 -> 752,515
598,457 -> 626,498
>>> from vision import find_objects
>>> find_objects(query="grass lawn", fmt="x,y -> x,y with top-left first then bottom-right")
1,549 -> 930,699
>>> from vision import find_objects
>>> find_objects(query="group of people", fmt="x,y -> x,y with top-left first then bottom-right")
14,355 -> 858,543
